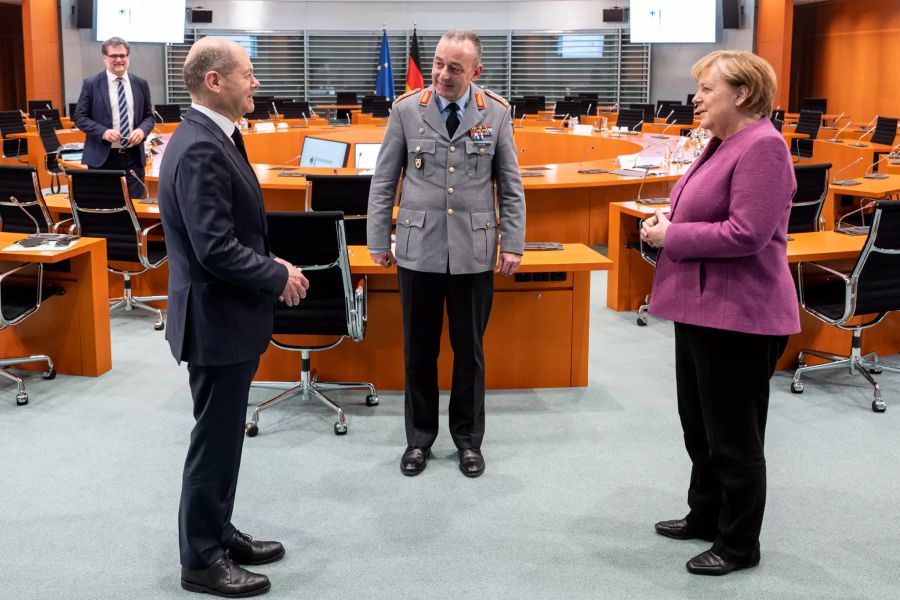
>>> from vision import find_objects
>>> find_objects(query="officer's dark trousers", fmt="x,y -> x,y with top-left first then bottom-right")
398,267 -> 493,451
178,358 -> 259,570
674,322 -> 788,564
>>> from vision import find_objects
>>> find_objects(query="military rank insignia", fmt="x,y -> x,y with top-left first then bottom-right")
469,124 -> 493,141
414,154 -> 424,170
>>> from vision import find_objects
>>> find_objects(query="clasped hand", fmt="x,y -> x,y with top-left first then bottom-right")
640,209 -> 671,248
274,257 -> 310,306
102,129 -> 145,147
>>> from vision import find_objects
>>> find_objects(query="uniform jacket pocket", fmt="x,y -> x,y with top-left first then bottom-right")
408,139 -> 437,178
396,207 -> 427,261
465,141 -> 495,177
471,209 -> 498,264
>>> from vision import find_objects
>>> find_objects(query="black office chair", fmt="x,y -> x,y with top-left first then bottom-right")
771,108 -> 785,132
36,120 -> 66,195
153,104 -> 182,123
511,98 -> 541,116
871,116 -> 898,147
278,101 -> 313,120
553,100 -> 584,120
656,99 -> 681,115
34,109 -> 63,130
335,92 -> 358,121
27,100 -> 53,118
624,236 -> 660,326
0,165 -> 55,233
524,95 -> 546,110
792,201 -> 900,412
789,163 -> 831,234
243,105 -> 271,121
1,258 -> 60,405
246,211 -> 377,437
666,105 -> 695,125
800,97 -> 827,114
628,103 -> 656,124
68,103 -> 77,118
67,169 -> 167,330
304,174 -> 371,245
792,110 -> 822,159
361,99 -> 391,119
615,108 -> 645,132
686,93 -> 695,106
0,110 -> 28,162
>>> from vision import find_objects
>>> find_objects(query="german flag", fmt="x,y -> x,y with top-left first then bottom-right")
405,28 -> 425,92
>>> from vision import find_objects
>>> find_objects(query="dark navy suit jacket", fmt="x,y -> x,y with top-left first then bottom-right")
73,71 -> 154,167
157,108 -> 287,366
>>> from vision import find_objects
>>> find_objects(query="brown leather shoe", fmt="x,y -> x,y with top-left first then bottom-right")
686,549 -> 760,575
400,446 -> 430,476
654,518 -> 716,542
225,530 -> 285,565
181,551 -> 271,597
458,448 -> 485,478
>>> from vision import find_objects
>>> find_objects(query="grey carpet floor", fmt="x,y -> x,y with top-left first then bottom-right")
1,270 -> 899,599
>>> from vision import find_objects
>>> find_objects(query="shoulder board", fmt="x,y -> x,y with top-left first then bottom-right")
484,89 -> 510,109
418,90 -> 433,106
394,88 -> 420,104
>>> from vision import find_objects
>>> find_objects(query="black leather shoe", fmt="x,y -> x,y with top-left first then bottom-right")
181,551 -> 271,597
686,549 -> 759,576
458,448 -> 485,478
400,447 -> 430,476
654,518 -> 716,542
225,530 -> 285,565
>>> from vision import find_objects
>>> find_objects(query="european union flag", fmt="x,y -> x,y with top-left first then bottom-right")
375,29 -> 395,101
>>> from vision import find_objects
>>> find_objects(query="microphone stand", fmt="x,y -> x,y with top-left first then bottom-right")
831,157 -> 865,186
863,146 -> 900,179
848,125 -> 876,148
577,144 -> 607,174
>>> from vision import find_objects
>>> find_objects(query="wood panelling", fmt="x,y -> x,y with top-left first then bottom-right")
21,0 -> 63,110
0,4 -> 26,111
791,0 -> 900,120
755,0 -> 793,110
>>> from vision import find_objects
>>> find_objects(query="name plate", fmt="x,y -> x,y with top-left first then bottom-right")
571,124 -> 594,136
254,122 -> 276,133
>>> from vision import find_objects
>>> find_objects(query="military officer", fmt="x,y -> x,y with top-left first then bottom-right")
367,29 -> 526,478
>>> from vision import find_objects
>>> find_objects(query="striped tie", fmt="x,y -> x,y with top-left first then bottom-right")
116,77 -> 131,146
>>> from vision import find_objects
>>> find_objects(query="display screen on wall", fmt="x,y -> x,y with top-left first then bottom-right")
95,0 -> 186,44
630,0 -> 716,44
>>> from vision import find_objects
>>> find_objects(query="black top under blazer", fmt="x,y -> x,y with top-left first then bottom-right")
158,108 -> 287,366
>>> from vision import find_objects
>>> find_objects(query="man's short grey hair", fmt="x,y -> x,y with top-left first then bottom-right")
183,42 -> 239,94
101,37 -> 129,55
441,29 -> 482,65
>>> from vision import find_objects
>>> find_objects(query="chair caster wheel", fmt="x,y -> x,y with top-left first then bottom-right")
334,422 -> 347,435
366,394 -> 379,407
791,381 -> 804,394
154,322 -> 165,331
43,367 -> 56,380
245,423 -> 259,437
16,392 -> 28,406
636,317 -> 647,326
872,400 -> 886,413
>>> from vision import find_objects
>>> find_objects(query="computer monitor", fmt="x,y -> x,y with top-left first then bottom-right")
353,143 -> 382,169
299,137 -> 350,168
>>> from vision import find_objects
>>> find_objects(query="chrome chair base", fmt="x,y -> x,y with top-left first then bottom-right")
109,281 -> 165,330
247,357 -> 377,436
0,354 -> 56,405
636,294 -> 650,326
792,346 -> 900,413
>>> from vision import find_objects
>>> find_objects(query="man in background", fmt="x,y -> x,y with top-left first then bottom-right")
73,36 -> 153,200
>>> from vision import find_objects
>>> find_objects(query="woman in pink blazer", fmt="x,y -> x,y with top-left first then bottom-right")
641,50 -> 800,576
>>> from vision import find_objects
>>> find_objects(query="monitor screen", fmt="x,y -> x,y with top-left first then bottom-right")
353,143 -> 382,169
630,0 -> 716,44
95,0 -> 186,44
300,137 -> 350,168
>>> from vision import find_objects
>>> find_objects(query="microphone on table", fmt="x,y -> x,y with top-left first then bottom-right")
346,114 -> 352,126
577,144 -> 606,174
827,121 -> 851,142
863,146 -> 900,179
652,112 -> 676,138
271,102 -> 280,121
278,153 -> 304,175
514,114 -> 526,129
300,112 -> 309,127
128,169 -> 150,200
634,164 -> 668,206
848,125 -> 876,148
889,141 -> 900,159
655,105 -> 664,119
831,157 -> 864,186
584,103 -> 593,116
624,119 -> 644,135
152,109 -> 166,123
560,113 -> 570,127
822,111 -> 845,130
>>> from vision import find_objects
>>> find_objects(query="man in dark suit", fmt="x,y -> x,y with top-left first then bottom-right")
73,36 -> 155,200
158,37 -> 309,597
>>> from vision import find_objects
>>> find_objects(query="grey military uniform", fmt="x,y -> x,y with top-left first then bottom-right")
367,83 -> 526,273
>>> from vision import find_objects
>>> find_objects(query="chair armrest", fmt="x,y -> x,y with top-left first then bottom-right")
0,262 -> 42,327
140,221 -> 164,238
51,218 -> 76,234
796,261 -> 852,324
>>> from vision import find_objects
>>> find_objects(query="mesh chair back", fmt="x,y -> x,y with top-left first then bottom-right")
511,98 -> 540,116
524,96 -> 545,110
553,100 -> 583,118
771,108 -> 785,132
244,105 -> 270,120
266,211 -> 354,337
0,110 -> 27,138
67,169 -> 143,262
686,93 -> 695,106
851,201 -> 900,316
656,100 -> 681,114
667,105 -> 695,125
628,103 -> 656,123
34,109 -> 62,130
279,101 -> 312,119
36,119 -> 61,154
335,92 -> 358,120
616,108 -> 644,131
27,100 -> 53,118
361,96 -> 391,118
793,110 -> 822,158
789,163 -> 831,233
871,116 -> 898,147
0,166 -> 53,233
305,174 -> 371,245
801,97 -> 827,114
154,104 -> 182,123
68,102 -> 77,118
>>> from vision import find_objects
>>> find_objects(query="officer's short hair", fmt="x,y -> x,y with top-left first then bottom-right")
102,37 -> 130,56
441,30 -> 482,66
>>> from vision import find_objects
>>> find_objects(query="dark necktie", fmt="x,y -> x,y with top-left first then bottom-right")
231,128 -> 250,164
446,102 -> 460,137
116,77 -> 131,145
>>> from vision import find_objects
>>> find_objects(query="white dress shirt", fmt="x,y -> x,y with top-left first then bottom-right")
106,70 -> 134,149
191,103 -> 238,145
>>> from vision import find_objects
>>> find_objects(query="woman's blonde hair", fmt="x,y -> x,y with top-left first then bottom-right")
691,50 -> 776,117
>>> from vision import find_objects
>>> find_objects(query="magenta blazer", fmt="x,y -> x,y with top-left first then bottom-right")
648,118 -> 801,336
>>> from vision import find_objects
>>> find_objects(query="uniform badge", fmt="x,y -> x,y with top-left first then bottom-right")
469,124 -> 493,141
414,153 -> 424,170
